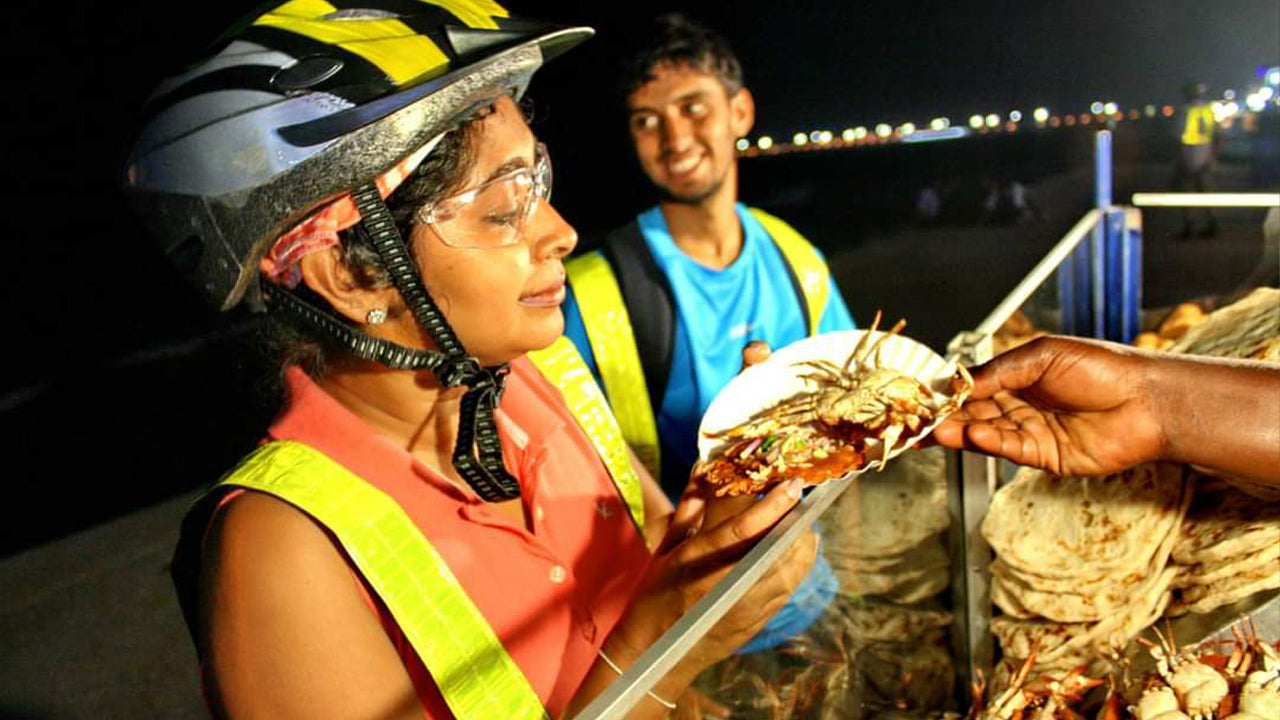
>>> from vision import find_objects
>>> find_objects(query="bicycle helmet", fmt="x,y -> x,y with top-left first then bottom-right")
124,0 -> 592,501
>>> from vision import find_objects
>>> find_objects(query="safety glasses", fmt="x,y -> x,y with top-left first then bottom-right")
414,142 -> 552,248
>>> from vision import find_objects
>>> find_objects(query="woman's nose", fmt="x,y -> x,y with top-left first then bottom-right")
528,199 -> 577,260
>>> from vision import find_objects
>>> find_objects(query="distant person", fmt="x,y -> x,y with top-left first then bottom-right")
1171,81 -> 1220,239
980,176 -> 1001,224
932,335 -> 1279,485
915,180 -> 942,225
1007,179 -> 1043,224
558,9 -> 857,708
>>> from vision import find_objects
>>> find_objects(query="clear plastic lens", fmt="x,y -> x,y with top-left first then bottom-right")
416,143 -> 552,248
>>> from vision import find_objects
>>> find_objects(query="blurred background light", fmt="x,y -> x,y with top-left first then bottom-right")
1090,101 -> 1104,114
1033,107 -> 1049,123
736,138 -> 750,151
757,136 -> 773,150
793,132 -> 807,145
968,114 -> 984,129
1009,110 -> 1023,122
984,113 -> 1000,128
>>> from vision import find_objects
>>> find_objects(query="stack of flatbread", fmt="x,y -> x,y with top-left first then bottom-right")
821,446 -> 951,605
982,462 -> 1191,676
1168,476 -> 1280,615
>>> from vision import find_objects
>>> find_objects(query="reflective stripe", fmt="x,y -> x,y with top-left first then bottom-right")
527,336 -> 647,535
218,441 -> 548,720
747,207 -> 829,335
256,0 -> 505,86
564,252 -> 663,478
1181,105 -> 1215,146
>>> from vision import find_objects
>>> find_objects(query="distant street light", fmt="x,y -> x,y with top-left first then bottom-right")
758,136 -> 774,150
1032,107 -> 1050,123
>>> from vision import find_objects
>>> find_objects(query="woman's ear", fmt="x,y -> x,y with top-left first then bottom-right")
297,247 -> 399,326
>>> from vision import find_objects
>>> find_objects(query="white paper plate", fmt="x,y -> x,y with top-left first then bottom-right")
697,329 -> 969,471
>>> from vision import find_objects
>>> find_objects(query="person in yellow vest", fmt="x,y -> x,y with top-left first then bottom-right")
123,3 -> 817,718
1171,81 -> 1220,239
559,11 -> 857,713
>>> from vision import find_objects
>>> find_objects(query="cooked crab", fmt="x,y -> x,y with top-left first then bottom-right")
710,311 -> 972,474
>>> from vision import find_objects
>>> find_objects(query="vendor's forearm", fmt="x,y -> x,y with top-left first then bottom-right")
1149,354 -> 1280,484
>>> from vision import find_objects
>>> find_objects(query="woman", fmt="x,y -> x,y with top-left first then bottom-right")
125,3 -> 816,719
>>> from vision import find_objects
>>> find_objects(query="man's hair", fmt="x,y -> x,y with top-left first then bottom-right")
616,13 -> 744,102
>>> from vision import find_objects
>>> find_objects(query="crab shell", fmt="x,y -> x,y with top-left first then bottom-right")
697,327 -> 972,471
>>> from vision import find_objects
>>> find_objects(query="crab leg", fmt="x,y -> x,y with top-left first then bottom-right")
843,310 -> 882,373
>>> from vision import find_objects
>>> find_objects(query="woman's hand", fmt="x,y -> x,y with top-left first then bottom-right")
931,335 -> 1164,477
609,477 -> 816,684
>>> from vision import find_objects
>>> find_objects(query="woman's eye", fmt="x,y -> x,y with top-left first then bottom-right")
632,115 -> 658,132
485,210 -> 521,227
686,102 -> 707,117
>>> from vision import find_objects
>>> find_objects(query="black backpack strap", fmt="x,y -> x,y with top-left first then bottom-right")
600,220 -> 676,414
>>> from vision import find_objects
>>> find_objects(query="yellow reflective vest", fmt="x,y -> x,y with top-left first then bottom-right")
564,207 -> 830,479
1182,104 -> 1216,146
182,342 -> 642,720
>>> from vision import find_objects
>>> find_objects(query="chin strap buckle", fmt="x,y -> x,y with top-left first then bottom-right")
435,356 -> 484,388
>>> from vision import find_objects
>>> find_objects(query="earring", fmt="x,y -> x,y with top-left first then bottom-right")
366,308 -> 387,325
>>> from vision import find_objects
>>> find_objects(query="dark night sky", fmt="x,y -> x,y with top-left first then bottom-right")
515,1 -> 1279,140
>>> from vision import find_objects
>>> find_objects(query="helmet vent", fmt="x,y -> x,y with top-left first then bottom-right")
273,57 -> 346,93
320,9 -> 401,21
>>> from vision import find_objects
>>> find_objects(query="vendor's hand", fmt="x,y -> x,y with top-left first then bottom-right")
931,335 -> 1165,477
614,478 -> 817,676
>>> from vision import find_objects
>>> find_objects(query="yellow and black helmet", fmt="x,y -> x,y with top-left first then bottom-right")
124,0 -> 590,312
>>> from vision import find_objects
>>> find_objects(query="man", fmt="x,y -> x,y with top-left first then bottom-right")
1172,82 -> 1220,239
561,13 -> 856,659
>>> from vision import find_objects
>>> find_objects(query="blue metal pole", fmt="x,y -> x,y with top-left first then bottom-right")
1090,130 -> 1112,338
1122,210 -> 1143,343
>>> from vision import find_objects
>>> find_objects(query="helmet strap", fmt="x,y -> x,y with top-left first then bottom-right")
348,182 -> 522,502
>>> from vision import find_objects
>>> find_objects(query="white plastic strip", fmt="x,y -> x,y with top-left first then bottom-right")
1132,193 -> 1280,208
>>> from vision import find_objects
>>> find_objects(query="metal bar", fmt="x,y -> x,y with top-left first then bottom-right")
1131,192 -> 1280,208
1091,130 -> 1112,340
943,332 -> 995,707
1103,209 -> 1126,342
1122,207 -> 1144,343
570,477 -> 854,720
1095,130 -> 1112,208
1090,218 -> 1105,338
975,209 -> 1101,336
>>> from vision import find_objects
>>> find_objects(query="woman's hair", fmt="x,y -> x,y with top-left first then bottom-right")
257,104 -> 495,383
